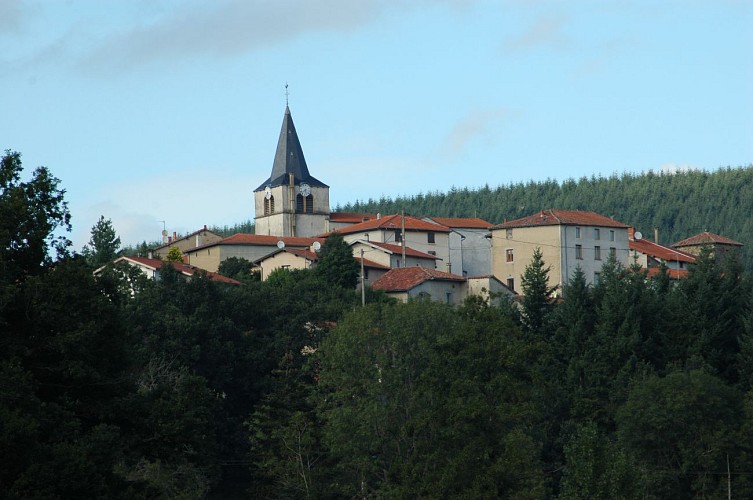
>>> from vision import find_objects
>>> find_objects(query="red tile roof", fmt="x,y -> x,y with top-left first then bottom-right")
672,231 -> 743,248
118,256 -> 241,284
629,238 -> 696,263
191,233 -> 324,251
153,226 -> 221,251
329,212 -> 377,223
359,258 -> 391,270
255,247 -> 320,265
426,217 -> 492,229
646,267 -> 690,280
354,241 -> 440,260
371,267 -> 465,292
491,210 -> 629,229
331,214 -> 451,235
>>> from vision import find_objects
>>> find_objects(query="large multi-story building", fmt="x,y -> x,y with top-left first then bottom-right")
490,209 -> 630,295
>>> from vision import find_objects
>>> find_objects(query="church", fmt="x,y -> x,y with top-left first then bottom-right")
253,105 -> 331,238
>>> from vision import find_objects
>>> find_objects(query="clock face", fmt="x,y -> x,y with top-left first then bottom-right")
299,183 -> 311,197
264,186 -> 272,200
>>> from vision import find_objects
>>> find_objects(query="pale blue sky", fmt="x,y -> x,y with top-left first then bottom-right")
2,0 -> 751,248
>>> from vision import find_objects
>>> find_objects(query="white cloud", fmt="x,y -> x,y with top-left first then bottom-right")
442,107 -> 513,157
658,163 -> 700,175
503,14 -> 570,52
70,167 -> 256,248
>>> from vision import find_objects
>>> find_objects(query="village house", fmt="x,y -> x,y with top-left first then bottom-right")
151,225 -> 223,259
490,209 -> 630,295
422,216 -> 492,277
94,256 -> 240,285
186,234 -> 324,273
330,214 -> 455,272
371,267 -> 516,306
252,244 -> 391,282
672,231 -> 743,266
628,228 -> 696,280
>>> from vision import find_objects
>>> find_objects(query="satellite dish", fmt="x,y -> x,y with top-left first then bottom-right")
312,241 -> 321,251
161,229 -> 168,237
277,240 -> 285,249
634,231 -> 643,241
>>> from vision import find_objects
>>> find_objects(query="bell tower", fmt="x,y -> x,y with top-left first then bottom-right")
254,105 -> 330,237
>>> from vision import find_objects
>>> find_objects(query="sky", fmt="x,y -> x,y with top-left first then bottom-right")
2,0 -> 751,249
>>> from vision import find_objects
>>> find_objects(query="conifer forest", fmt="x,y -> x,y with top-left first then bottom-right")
4,150 -> 753,498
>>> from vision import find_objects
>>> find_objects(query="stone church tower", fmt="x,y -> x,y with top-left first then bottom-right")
253,106 -> 330,237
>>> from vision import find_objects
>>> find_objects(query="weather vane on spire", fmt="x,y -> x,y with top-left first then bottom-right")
284,82 -> 289,106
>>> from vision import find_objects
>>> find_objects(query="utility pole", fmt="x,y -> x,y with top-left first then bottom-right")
360,249 -> 366,307
401,209 -> 406,267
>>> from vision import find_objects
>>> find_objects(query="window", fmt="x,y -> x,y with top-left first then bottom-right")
506,248 -> 514,262
594,246 -> 601,260
575,244 -> 583,259
296,194 -> 314,213
394,230 -> 402,243
507,278 -> 515,291
575,227 -> 581,238
506,228 -> 513,239
427,231 -> 435,244
264,196 -> 275,215
594,272 -> 601,286
594,228 -> 601,240
446,292 -> 452,304
610,247 -> 616,259
428,250 -> 437,256
609,230 -> 615,241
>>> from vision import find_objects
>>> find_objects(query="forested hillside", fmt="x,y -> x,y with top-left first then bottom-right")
340,165 -> 753,266
6,150 -> 753,498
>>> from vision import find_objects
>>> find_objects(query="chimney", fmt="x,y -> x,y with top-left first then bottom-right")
628,227 -> 635,239
654,227 -> 660,244
377,213 -> 381,220
148,250 -> 153,259
173,231 -> 177,241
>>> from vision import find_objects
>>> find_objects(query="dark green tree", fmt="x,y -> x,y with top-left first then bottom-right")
520,247 -> 557,336
83,215 -> 121,266
0,150 -> 71,281
316,301 -> 546,498
616,370 -> 739,498
218,256 -> 258,281
560,422 -> 644,499
314,232 -> 359,289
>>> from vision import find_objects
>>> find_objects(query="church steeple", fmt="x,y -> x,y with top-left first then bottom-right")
256,106 -> 327,190
253,103 -> 331,238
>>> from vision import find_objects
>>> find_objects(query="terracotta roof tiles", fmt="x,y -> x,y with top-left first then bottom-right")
331,214 -> 451,235
629,238 -> 696,263
426,217 -> 492,229
114,256 -> 241,284
371,267 -> 465,292
492,210 -> 628,230
672,231 -> 743,248
354,241 -> 440,260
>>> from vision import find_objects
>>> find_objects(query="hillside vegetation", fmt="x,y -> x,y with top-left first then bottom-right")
5,150 -> 753,497
341,165 -> 753,265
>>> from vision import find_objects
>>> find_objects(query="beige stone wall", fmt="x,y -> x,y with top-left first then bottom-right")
492,225 -> 561,294
187,246 -> 222,273
492,224 -> 630,295
259,252 -> 313,280
255,184 -> 330,237
409,280 -> 465,305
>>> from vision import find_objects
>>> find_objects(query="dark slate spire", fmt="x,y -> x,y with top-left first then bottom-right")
256,106 -> 328,190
